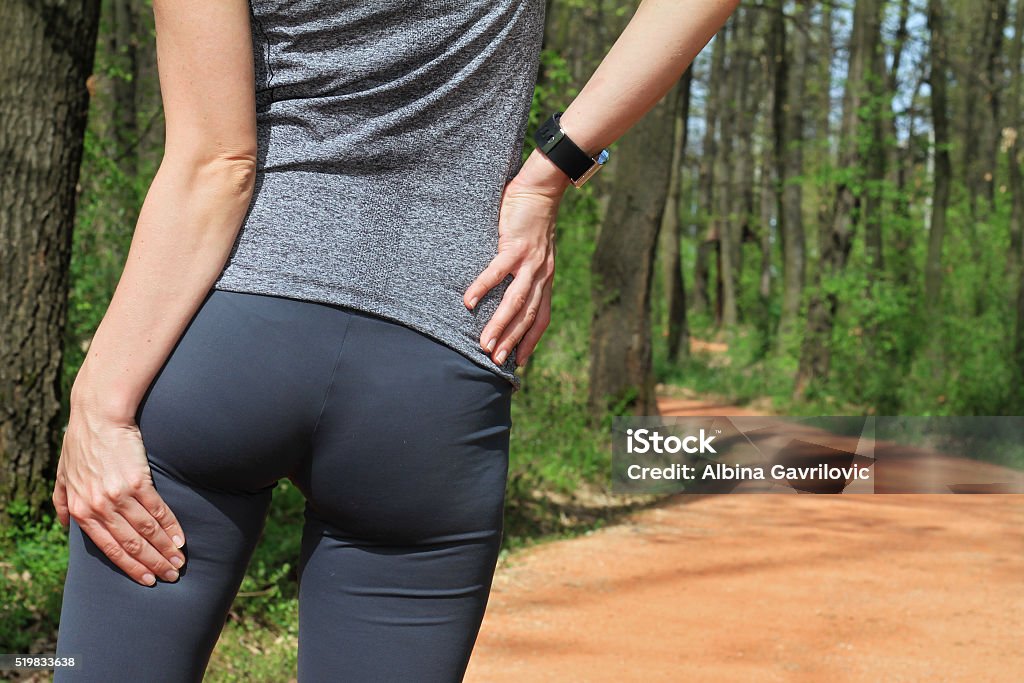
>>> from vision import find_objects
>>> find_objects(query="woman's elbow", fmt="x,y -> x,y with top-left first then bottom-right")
161,140 -> 256,189
209,152 -> 258,197
162,151 -> 258,202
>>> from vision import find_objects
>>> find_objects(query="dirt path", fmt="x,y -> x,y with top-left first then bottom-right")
465,395 -> 1024,682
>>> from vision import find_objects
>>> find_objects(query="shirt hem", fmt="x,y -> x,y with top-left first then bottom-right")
210,273 -> 522,391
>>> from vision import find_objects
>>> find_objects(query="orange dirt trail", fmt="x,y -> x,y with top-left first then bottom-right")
465,397 -> 1024,683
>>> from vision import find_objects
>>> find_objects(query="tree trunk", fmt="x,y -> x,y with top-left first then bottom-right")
0,0 -> 102,522
662,69 -> 692,362
924,0 -> 951,316
694,24 -> 728,317
778,0 -> 808,346
1015,267 -> 1024,411
590,95 -> 676,420
963,1 -> 1008,219
884,0 -> 911,183
1007,0 -> 1024,409
794,0 -> 879,398
727,7 -> 757,325
888,0 -> 917,290
109,0 -> 140,179
982,0 -> 1009,215
862,0 -> 887,275
1008,0 -> 1024,271
716,13 -> 739,327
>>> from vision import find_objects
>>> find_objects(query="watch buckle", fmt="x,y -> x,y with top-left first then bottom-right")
572,149 -> 609,188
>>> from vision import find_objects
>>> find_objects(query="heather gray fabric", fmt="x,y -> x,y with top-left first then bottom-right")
211,0 -> 548,389
55,289 -> 513,682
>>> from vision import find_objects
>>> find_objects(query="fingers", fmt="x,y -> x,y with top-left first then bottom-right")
489,272 -> 546,366
52,461 -> 71,530
464,250 -> 518,311
69,490 -> 186,586
479,264 -> 536,361
464,178 -> 561,364
135,483 -> 187,553
516,278 -> 553,366
106,501 -> 182,584
76,514 -> 163,587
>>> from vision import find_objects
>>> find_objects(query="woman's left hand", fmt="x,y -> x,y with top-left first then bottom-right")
463,160 -> 568,367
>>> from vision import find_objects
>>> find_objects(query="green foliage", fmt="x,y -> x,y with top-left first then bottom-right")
0,503 -> 68,653
64,127 -> 155,411
228,481 -> 304,631
27,2 -> 1024,674
206,617 -> 298,682
528,49 -> 577,144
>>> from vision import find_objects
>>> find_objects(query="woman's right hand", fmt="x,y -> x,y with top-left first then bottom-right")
463,148 -> 572,367
53,401 -> 187,586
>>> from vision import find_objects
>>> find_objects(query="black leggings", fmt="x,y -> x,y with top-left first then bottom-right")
54,289 -> 514,682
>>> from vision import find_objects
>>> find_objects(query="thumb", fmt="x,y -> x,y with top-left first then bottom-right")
52,461 -> 71,530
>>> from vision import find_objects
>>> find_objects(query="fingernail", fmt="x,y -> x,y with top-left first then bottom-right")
519,356 -> 528,367
496,349 -> 508,364
468,297 -> 479,309
170,555 -> 184,569
164,568 -> 180,582
486,338 -> 496,352
172,535 -> 184,548
142,573 -> 157,586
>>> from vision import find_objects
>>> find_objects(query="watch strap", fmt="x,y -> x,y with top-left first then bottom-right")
533,112 -> 597,183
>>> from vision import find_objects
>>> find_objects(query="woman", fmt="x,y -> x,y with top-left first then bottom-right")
52,0 -> 738,680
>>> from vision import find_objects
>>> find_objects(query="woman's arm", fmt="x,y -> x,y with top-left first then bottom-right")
53,0 -> 258,586
464,0 -> 740,366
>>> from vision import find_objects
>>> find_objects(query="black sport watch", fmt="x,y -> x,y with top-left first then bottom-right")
533,112 -> 610,188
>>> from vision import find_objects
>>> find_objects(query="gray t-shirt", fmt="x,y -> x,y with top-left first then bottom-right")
212,0 -> 547,388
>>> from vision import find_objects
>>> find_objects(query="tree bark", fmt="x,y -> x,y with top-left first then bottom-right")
1007,0 -> 1024,409
778,0 -> 808,346
862,0 -> 887,275
982,0 -> 1008,215
888,0 -> 916,289
589,94 -> 676,419
962,1 -> 1008,219
924,0 -> 951,317
694,23 -> 728,318
716,12 -> 741,328
1008,0 -> 1024,270
794,0 -> 880,398
662,69 -> 692,362
0,0 -> 102,521
726,7 -> 757,326
109,0 -> 140,179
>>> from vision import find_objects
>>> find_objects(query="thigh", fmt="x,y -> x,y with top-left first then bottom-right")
55,289 -> 349,681
293,311 -> 514,682
54,462 -> 274,683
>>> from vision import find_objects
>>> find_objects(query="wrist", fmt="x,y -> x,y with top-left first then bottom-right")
70,360 -> 140,426
510,148 -> 572,199
556,111 -> 603,160
530,111 -> 610,189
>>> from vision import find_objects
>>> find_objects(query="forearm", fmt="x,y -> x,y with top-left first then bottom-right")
515,0 -> 739,192
71,157 -> 256,423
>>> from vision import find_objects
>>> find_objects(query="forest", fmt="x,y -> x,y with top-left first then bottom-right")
2,0 -> 1022,677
